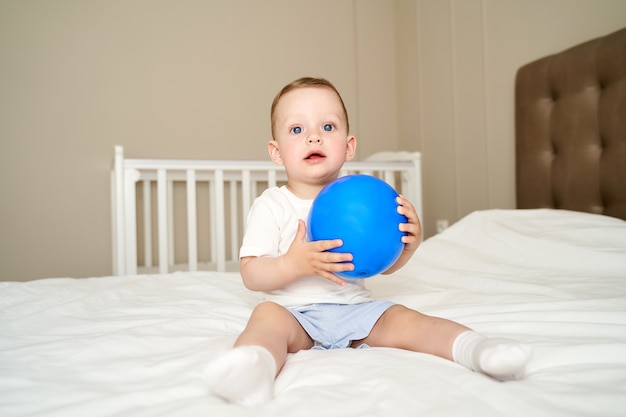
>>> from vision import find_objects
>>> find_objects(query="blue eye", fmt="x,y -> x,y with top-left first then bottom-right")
323,124 -> 334,132
291,126 -> 302,134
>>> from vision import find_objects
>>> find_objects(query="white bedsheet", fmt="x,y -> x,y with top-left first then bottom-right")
1,209 -> 625,417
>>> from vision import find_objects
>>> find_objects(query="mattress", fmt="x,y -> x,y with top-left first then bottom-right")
1,209 -> 625,417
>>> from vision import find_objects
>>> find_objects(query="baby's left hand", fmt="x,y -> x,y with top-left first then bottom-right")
396,195 -> 422,253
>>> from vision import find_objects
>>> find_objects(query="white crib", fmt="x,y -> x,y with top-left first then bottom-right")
111,146 -> 422,276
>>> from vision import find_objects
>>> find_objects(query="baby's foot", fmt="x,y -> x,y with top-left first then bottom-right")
453,331 -> 532,381
474,338 -> 532,381
202,345 -> 276,406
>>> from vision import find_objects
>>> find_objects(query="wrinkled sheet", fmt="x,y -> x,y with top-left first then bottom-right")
1,209 -> 625,417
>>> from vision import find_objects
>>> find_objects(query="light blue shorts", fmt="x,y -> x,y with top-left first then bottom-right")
288,301 -> 394,350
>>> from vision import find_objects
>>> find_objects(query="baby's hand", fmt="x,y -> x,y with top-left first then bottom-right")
396,195 -> 422,252
284,220 -> 353,286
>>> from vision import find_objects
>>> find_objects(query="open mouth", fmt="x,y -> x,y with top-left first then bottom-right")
305,151 -> 326,161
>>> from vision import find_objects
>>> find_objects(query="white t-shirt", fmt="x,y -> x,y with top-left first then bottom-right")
240,186 -> 373,308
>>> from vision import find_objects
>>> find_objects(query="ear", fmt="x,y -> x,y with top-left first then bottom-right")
268,140 -> 283,165
344,135 -> 357,162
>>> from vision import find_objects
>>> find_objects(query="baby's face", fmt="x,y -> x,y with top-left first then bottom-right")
271,86 -> 354,186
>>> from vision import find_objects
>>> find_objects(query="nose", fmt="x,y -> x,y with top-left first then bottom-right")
307,133 -> 322,144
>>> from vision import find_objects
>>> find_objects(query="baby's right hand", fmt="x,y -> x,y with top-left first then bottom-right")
284,219 -> 354,286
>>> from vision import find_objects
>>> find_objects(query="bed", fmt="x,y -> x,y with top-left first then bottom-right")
1,28 -> 625,417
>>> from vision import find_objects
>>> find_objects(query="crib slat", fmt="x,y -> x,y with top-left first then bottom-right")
241,170 -> 251,232
112,148 -> 124,275
186,170 -> 198,271
383,170 -> 396,189
214,170 -> 226,272
229,180 -> 238,264
124,168 -> 139,275
167,180 -> 174,268
157,169 -> 168,274
142,180 -> 152,268
208,181 -> 216,266
268,170 -> 277,187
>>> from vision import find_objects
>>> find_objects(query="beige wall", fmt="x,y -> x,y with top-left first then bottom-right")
1,1 -> 625,281
398,0 -> 626,237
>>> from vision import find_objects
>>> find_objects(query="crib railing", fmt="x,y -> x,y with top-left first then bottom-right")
111,146 -> 422,276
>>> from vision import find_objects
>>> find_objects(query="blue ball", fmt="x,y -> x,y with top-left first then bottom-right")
307,174 -> 407,279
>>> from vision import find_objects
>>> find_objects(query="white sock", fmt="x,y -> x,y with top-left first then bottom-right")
452,331 -> 531,381
202,345 -> 276,406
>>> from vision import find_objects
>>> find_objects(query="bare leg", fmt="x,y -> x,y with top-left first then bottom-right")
203,302 -> 312,406
354,305 -> 531,380
235,301 -> 314,373
352,305 -> 468,358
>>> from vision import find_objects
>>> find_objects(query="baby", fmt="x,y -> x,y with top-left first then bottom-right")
203,77 -> 531,406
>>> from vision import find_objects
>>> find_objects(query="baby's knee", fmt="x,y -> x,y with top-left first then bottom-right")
251,301 -> 292,320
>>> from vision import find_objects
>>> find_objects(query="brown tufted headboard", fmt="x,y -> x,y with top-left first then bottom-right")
515,27 -> 626,220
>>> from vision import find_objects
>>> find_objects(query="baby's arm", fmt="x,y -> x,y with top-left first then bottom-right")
382,195 -> 422,274
240,219 -> 353,290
